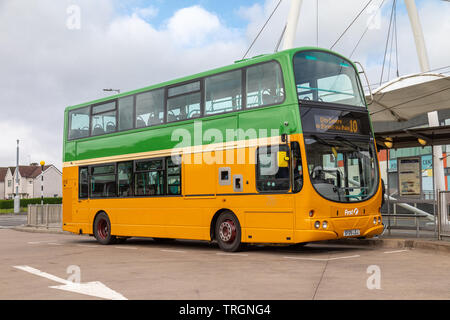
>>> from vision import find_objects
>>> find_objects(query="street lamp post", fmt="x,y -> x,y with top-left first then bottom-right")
14,140 -> 20,214
40,161 -> 45,205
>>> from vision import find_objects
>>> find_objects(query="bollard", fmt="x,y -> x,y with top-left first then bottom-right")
45,204 -> 49,229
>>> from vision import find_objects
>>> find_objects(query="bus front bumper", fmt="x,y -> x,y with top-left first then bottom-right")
294,223 -> 384,243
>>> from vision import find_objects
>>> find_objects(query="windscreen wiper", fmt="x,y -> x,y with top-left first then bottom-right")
334,136 -> 360,150
311,135 -> 335,148
334,136 -> 371,162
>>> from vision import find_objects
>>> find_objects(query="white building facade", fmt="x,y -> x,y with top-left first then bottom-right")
2,165 -> 62,199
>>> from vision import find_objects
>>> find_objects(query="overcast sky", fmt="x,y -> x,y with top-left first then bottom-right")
0,0 -> 449,170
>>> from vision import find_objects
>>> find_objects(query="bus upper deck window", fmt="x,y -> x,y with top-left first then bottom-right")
136,89 -> 165,128
68,106 -> 90,140
118,96 -> 134,131
246,62 -> 284,109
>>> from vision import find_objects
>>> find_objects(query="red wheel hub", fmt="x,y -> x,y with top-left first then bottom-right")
97,219 -> 108,239
219,219 -> 236,243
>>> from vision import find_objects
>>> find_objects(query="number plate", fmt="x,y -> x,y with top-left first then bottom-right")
343,229 -> 360,237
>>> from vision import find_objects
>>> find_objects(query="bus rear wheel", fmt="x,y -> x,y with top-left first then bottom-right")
215,211 -> 242,252
94,212 -> 116,245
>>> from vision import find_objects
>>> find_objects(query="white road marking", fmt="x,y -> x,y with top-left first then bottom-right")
77,244 -> 100,248
114,246 -> 137,250
284,254 -> 360,261
384,249 -> 409,254
27,241 -> 57,245
13,265 -> 127,300
160,249 -> 186,253
47,243 -> 62,246
327,255 -> 361,261
216,252 -> 249,256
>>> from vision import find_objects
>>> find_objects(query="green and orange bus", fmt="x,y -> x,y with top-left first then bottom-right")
62,47 -> 384,251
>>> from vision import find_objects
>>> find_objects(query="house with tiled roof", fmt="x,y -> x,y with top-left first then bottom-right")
0,168 -> 8,200
3,164 -> 62,199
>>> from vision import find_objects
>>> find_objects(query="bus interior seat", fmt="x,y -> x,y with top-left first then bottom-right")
136,118 -> 146,128
105,122 -> 116,133
190,111 -> 200,119
71,126 -> 89,139
169,185 -> 179,195
92,125 -> 105,136
168,113 -> 178,122
80,127 -> 89,137
70,129 -> 81,139
147,113 -> 157,126
262,93 -> 276,105
119,185 -> 131,197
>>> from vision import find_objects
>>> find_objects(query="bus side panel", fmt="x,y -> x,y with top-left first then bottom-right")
183,154 -> 217,197
96,197 -> 209,241
62,166 -> 80,233
242,194 -> 294,243
102,198 -> 168,238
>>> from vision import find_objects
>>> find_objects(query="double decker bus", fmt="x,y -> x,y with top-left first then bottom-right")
62,47 -> 384,252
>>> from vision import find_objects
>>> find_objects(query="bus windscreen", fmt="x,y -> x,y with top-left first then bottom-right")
293,51 -> 366,108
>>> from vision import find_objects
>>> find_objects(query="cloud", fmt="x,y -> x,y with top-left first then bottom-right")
0,0 -> 246,169
0,121 -> 59,169
134,6 -> 159,20
238,0 -> 450,84
166,6 -> 222,47
0,0 -> 448,170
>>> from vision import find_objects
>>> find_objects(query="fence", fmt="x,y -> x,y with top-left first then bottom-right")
27,204 -> 62,228
381,194 -> 438,238
437,191 -> 450,240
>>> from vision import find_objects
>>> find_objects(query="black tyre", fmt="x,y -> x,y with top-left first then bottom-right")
115,237 -> 130,244
215,211 -> 242,252
291,242 -> 308,248
93,212 -> 116,245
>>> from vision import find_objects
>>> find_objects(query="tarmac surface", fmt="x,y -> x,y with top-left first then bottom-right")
0,214 -> 27,229
1,228 -> 450,300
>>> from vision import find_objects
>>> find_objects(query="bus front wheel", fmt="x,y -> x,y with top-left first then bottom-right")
215,211 -> 242,252
93,212 -> 116,245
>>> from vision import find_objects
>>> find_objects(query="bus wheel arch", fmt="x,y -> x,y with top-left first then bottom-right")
93,211 -> 116,245
210,208 -> 231,241
211,209 -> 243,252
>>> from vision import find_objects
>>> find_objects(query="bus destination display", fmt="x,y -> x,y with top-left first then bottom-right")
314,115 -> 361,134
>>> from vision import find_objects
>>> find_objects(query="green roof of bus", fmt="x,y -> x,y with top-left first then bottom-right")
64,46 -> 356,112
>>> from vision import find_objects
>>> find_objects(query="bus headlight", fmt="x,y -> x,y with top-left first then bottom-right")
373,217 -> 377,225
314,221 -> 320,229
322,221 -> 328,229
378,216 -> 382,224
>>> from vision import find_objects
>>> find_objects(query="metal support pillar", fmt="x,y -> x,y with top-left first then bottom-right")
282,0 -> 303,50
404,0 -> 430,73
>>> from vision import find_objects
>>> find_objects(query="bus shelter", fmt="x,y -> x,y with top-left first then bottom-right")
375,125 -> 450,239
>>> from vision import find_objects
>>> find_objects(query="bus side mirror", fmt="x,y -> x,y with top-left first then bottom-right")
354,61 -> 373,106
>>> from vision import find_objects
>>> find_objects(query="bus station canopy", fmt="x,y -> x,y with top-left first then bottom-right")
375,124 -> 450,150
366,73 -> 450,122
